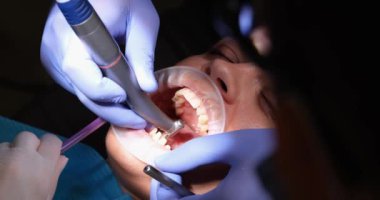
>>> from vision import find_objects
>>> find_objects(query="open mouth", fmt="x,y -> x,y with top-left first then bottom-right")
112,66 -> 225,164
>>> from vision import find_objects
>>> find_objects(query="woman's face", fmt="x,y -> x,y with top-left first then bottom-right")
105,37 -> 276,199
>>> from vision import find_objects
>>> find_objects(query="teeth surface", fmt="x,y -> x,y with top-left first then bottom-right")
152,131 -> 162,141
198,114 -> 208,124
196,106 -> 206,115
158,137 -> 168,146
148,128 -> 170,147
173,88 -> 210,134
174,88 -> 201,109
173,97 -> 186,107
149,128 -> 158,137
175,108 -> 184,115
199,124 -> 209,134
168,88 -> 211,140
187,96 -> 201,108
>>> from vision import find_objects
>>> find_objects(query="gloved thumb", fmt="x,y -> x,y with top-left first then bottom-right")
155,134 -> 233,173
127,51 -> 158,93
155,129 -> 276,173
124,0 -> 160,93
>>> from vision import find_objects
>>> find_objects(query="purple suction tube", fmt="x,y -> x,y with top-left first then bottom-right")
61,117 -> 107,153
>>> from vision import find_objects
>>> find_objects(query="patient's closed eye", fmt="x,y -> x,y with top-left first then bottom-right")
210,45 -> 240,64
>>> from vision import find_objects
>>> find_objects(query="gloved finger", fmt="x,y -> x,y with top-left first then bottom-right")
40,42 -> 75,94
37,134 -> 62,161
12,131 -> 40,150
62,36 -> 126,103
125,0 -> 159,92
155,133 -> 234,173
48,156 -> 69,200
40,6 -> 75,94
75,87 -> 147,128
150,172 -> 182,200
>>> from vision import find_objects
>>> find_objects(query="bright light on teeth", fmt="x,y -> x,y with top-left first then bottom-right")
147,87 -> 210,148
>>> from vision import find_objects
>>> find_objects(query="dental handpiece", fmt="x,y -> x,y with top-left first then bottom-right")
56,0 -> 183,136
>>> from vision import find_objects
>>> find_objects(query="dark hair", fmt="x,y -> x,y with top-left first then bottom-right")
263,0 -> 379,198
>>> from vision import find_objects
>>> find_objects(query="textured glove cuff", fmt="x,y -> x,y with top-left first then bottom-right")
57,0 -> 93,25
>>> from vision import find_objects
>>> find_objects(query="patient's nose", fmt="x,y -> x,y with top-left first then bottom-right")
209,59 -> 261,103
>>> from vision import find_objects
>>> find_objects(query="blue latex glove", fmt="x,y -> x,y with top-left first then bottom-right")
40,0 -> 159,128
151,129 -> 276,200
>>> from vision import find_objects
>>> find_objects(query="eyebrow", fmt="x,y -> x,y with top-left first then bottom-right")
209,42 -> 241,63
222,43 -> 241,63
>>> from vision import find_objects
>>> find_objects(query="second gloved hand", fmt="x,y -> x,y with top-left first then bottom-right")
151,129 -> 276,200
41,0 -> 159,128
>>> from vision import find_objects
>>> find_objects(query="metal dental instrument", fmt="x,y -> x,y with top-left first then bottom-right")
56,0 -> 183,137
144,165 -> 194,197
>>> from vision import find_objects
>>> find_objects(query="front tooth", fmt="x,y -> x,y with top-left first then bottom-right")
176,88 -> 201,108
196,106 -> 206,115
198,114 -> 208,124
174,99 -> 185,108
199,124 -> 209,134
149,128 -> 158,137
175,107 -> 184,115
164,145 -> 171,150
173,88 -> 187,96
186,96 -> 201,108
173,96 -> 186,105
158,137 -> 167,146
152,131 -> 162,141
172,92 -> 185,102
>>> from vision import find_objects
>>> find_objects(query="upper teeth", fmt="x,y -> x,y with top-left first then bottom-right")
147,88 -> 210,148
172,88 -> 209,135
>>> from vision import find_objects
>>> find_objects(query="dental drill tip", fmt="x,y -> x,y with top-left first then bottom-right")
164,120 -> 184,138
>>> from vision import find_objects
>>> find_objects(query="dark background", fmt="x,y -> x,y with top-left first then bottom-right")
0,0 -> 218,157
1,0 -> 379,198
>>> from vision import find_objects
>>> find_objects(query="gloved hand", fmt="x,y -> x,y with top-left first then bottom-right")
41,0 -> 159,128
151,129 -> 276,200
0,132 -> 68,199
